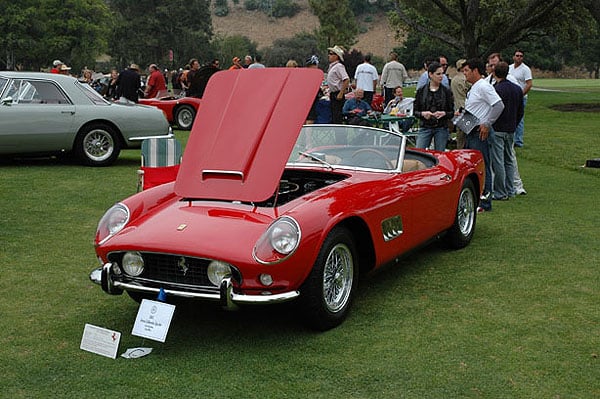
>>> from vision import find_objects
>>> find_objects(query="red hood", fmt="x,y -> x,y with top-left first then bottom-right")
175,68 -> 323,201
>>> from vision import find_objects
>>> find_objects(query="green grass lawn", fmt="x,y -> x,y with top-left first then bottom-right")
1,81 -> 599,398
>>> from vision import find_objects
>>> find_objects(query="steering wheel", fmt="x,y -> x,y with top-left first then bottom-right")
351,148 -> 394,169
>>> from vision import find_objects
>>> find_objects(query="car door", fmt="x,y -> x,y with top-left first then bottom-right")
0,78 -> 75,154
357,164 -> 456,267
397,161 -> 458,243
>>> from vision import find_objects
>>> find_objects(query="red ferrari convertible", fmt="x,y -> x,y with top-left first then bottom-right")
139,91 -> 201,130
90,68 -> 484,330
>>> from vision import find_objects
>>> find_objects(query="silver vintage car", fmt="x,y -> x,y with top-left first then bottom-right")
0,72 -> 172,166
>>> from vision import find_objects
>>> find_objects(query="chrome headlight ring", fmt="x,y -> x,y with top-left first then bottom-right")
253,216 -> 301,265
96,203 -> 130,245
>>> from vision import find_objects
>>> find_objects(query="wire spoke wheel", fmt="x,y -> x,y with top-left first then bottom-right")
444,179 -> 477,249
83,128 -> 114,161
322,243 -> 354,313
75,123 -> 120,166
457,185 -> 475,236
176,105 -> 195,130
301,227 -> 358,330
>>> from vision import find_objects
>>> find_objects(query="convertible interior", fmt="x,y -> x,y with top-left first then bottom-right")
253,148 -> 436,207
296,145 -> 435,172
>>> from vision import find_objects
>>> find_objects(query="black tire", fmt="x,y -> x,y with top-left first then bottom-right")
74,123 -> 120,166
444,179 -> 477,249
300,227 -> 358,331
175,105 -> 196,130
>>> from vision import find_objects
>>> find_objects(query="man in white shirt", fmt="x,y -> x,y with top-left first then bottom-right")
463,58 -> 505,212
380,52 -> 408,105
248,55 -> 266,69
509,50 -> 533,147
354,54 -> 378,106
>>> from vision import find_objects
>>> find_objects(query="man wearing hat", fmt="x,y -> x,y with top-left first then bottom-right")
59,64 -> 72,75
116,63 -> 141,103
326,45 -> 349,124
50,60 -> 63,74
450,58 -> 471,149
229,57 -> 243,70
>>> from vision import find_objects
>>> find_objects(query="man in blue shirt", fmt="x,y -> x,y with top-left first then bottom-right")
490,61 -> 524,200
342,88 -> 371,125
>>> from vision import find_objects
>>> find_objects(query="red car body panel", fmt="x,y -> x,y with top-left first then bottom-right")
96,151 -> 483,295
92,69 -> 484,323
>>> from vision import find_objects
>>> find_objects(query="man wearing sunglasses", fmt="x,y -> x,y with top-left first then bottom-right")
327,45 -> 350,124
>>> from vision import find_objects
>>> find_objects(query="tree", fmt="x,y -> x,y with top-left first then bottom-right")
309,0 -> 359,49
388,0 -> 586,58
107,0 -> 213,70
0,0 -> 111,71
212,34 -> 258,68
0,2 -> 37,70
264,33 -> 320,67
393,31 -> 460,70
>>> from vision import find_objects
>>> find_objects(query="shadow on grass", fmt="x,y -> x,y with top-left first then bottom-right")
112,242 -> 451,348
0,153 -> 140,168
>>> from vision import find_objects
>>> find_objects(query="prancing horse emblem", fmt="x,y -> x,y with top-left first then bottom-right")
177,256 -> 189,276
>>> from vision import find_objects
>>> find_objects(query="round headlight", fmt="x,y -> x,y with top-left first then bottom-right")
122,251 -> 144,276
269,218 -> 300,255
207,260 -> 232,286
96,203 -> 130,245
253,217 -> 301,264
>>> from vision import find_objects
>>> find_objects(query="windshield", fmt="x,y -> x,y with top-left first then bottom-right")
289,124 -> 406,171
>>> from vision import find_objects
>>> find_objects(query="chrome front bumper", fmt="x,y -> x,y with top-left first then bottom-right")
89,263 -> 300,310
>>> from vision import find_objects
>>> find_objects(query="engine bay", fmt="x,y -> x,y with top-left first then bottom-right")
255,169 -> 348,207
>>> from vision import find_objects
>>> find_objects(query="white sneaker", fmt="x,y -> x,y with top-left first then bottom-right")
516,188 -> 527,195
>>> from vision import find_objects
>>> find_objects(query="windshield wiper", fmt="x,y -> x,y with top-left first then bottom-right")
298,151 -> 334,169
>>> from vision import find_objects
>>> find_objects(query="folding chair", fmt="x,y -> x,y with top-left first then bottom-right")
137,137 -> 182,191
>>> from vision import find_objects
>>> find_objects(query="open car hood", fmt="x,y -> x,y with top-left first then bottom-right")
175,68 -> 323,201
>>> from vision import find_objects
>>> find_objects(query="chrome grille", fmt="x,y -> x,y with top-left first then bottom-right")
108,252 -> 212,287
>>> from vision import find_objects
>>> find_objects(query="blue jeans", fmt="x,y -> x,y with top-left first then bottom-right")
514,97 -> 527,147
416,126 -> 449,152
466,128 -> 493,210
490,130 -> 517,198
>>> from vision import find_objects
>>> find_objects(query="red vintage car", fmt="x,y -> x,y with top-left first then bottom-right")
90,68 -> 484,330
139,91 -> 201,130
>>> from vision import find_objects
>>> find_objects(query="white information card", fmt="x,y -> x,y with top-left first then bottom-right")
80,324 -> 121,359
131,299 -> 176,343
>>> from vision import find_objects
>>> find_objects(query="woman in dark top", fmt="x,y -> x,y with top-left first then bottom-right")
106,69 -> 119,100
413,61 -> 454,151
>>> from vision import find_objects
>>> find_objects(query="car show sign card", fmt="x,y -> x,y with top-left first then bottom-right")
80,324 -> 121,359
131,299 -> 175,343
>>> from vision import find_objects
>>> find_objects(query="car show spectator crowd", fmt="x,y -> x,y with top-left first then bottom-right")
46,48 -> 532,210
